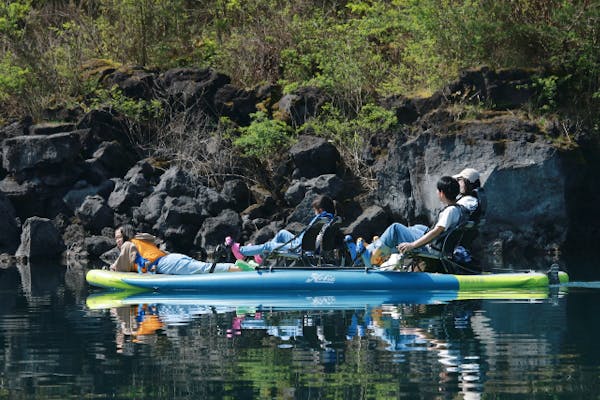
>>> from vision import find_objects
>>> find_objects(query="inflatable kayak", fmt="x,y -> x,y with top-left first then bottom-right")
86,267 -> 568,292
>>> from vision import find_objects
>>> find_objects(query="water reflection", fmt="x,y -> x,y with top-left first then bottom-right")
2,262 -> 600,399
83,289 -> 567,399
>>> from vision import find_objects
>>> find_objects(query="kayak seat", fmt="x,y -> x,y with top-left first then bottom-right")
405,220 -> 477,274
263,216 -> 349,268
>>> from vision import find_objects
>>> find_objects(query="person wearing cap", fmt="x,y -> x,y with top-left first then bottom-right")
453,168 -> 482,214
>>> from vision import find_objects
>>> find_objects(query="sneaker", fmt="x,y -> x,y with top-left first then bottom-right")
254,254 -> 263,264
370,240 -> 390,266
234,260 -> 255,271
225,236 -> 245,260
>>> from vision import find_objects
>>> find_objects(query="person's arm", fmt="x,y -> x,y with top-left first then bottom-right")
397,205 -> 458,253
396,226 -> 445,253
109,241 -> 137,272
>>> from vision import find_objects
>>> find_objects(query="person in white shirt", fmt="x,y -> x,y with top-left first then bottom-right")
454,167 -> 484,221
361,176 -> 464,267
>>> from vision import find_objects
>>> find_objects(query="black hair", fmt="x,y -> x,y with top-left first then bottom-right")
311,194 -> 336,215
117,224 -> 136,242
437,176 -> 460,201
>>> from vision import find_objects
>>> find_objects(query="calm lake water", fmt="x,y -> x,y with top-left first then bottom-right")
1,262 -> 600,399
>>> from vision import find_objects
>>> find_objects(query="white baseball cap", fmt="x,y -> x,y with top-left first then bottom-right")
453,168 -> 480,183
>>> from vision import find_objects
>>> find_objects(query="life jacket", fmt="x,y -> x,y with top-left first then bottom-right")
131,238 -> 167,273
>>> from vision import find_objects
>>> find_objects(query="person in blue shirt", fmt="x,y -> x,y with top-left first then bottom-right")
225,195 -> 336,263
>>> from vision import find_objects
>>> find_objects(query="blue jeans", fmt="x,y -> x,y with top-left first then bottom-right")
378,223 -> 429,254
240,229 -> 301,256
156,253 -> 232,274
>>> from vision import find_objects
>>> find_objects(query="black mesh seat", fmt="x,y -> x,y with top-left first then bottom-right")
262,216 -> 349,268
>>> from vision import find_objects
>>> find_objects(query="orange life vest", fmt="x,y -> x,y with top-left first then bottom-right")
131,238 -> 167,273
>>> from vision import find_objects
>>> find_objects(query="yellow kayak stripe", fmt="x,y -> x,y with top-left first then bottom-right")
456,271 -> 569,290
86,269 -> 154,290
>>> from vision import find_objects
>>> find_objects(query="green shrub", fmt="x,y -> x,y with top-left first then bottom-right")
234,111 -> 295,163
0,54 -> 28,101
88,84 -> 163,123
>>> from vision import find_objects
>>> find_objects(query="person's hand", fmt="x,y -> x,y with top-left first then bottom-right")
397,242 -> 415,254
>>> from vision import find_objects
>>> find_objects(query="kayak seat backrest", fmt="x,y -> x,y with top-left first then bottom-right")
300,219 -> 327,252
429,221 -> 469,257
318,216 -> 343,252
265,216 -> 346,268
460,187 -> 486,247
408,218 -> 482,274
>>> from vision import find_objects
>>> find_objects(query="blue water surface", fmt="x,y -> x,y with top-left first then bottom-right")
1,262 -> 600,399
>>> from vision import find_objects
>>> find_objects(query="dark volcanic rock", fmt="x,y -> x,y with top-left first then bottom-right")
154,166 -> 196,197
76,195 -> 114,234
194,209 -> 242,251
84,235 -> 115,257
289,136 -> 340,179
107,178 -> 147,213
29,122 -> 76,136
2,131 -> 81,173
277,86 -> 328,127
221,179 -> 252,212
63,180 -> 115,212
213,84 -> 257,126
159,67 -> 231,114
92,141 -> 137,178
16,217 -> 65,259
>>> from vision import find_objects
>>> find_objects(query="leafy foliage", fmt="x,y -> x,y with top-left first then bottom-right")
302,103 -> 398,178
0,54 -> 28,101
234,111 -> 295,163
88,84 -> 163,123
0,0 -> 598,132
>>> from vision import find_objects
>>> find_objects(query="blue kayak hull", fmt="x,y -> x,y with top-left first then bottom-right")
86,268 -> 568,292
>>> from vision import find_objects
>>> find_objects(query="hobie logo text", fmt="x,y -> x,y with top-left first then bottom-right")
305,273 -> 335,284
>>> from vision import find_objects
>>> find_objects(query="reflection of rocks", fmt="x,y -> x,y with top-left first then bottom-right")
0,265 -> 20,314
0,191 -> 20,254
17,260 -> 65,299
64,262 -> 89,302
0,253 -> 17,270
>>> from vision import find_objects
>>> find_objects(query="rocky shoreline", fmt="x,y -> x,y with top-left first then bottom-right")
1,66 -> 598,277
